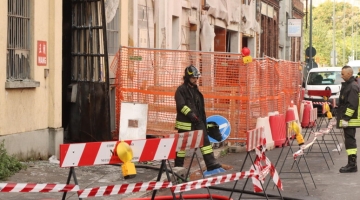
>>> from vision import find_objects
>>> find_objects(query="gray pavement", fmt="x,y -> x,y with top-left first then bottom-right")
1,125 -> 359,200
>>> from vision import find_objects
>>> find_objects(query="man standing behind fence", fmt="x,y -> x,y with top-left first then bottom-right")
174,65 -> 225,176
337,65 -> 360,173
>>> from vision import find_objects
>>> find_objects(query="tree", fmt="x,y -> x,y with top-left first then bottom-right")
304,1 -> 360,66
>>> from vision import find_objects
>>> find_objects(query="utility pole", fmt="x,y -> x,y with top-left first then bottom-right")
332,0 -> 336,67
309,0 -> 313,68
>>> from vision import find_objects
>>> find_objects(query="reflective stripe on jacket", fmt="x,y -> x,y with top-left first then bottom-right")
337,76 -> 360,127
174,83 -> 206,130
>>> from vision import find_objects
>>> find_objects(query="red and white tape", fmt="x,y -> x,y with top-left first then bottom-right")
166,130 -> 204,151
60,138 -> 176,167
77,181 -> 172,198
171,171 -> 258,193
0,183 -> 79,193
313,102 -> 331,105
293,121 -> 336,159
247,127 -> 283,192
250,145 -> 283,192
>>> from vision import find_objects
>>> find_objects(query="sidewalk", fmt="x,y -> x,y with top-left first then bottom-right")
0,145 -> 228,200
1,126 -> 359,200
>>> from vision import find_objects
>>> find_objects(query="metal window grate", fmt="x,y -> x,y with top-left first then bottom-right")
71,0 -> 109,82
7,0 -> 31,80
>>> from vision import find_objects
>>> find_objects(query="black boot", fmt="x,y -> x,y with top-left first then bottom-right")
339,155 -> 358,173
203,152 -> 222,171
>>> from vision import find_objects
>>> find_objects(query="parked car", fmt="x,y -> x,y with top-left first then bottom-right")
303,67 -> 342,112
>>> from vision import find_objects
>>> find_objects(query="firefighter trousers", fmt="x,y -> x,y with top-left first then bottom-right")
344,127 -> 357,155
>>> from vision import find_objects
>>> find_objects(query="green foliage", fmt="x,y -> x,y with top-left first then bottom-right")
220,148 -> 228,157
0,140 -> 25,180
304,1 -> 360,66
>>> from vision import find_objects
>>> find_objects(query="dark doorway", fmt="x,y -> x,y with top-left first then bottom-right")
62,0 -> 111,143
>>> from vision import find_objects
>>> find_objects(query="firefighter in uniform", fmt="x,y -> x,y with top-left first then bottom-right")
174,65 -> 225,175
337,65 -> 360,173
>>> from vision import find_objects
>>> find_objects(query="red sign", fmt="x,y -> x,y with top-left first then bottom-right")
37,41 -> 47,66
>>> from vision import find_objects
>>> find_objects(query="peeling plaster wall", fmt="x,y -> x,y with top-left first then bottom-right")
200,14 -> 215,52
200,0 -> 244,53
279,0 -> 292,60
241,0 -> 260,35
129,0 -> 257,54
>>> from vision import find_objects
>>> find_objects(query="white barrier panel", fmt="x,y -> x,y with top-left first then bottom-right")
256,116 -> 274,150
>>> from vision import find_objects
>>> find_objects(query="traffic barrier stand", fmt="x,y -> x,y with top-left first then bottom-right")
302,108 -> 317,140
307,89 -> 331,116
312,101 -> 329,130
304,107 -> 341,159
166,130 -> 205,181
330,99 -> 345,142
303,106 -> 338,158
308,118 -> 341,155
304,108 -> 333,169
165,130 -> 218,199
266,120 -> 316,195
299,121 -> 336,168
166,130 -> 231,199
59,137 -> 178,200
319,118 -> 343,155
292,122 -> 340,172
327,119 -> 344,152
306,89 -> 332,133
229,127 -> 283,199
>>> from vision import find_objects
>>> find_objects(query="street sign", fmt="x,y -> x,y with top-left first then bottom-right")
206,115 -> 231,143
37,41 -> 47,66
288,19 -> 302,37
305,47 -> 316,57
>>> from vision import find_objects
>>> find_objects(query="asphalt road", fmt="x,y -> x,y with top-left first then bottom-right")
1,126 -> 359,200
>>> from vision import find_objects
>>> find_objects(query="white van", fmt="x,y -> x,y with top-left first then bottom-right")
304,67 -> 342,111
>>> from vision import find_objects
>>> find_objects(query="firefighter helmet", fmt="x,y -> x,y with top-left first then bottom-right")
184,65 -> 201,79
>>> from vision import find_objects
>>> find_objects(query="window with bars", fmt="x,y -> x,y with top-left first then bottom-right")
106,7 -> 119,55
7,0 -> 31,80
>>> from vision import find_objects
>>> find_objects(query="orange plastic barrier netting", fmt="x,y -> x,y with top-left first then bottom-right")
110,47 -> 302,143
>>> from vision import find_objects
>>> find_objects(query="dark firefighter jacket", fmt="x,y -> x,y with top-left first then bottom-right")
337,76 -> 360,128
174,83 -> 206,131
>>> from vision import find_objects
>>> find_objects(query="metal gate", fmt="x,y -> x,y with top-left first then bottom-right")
68,0 -> 111,142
